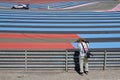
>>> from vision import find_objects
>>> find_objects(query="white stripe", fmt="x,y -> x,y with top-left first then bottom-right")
63,2 -> 100,9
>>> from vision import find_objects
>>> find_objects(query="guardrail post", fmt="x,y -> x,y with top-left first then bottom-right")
65,49 -> 68,72
104,50 -> 107,70
25,50 -> 28,71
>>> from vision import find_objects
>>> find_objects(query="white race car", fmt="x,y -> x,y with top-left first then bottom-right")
11,4 -> 29,9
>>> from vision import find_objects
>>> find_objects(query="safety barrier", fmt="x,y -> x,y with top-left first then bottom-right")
0,49 -> 119,71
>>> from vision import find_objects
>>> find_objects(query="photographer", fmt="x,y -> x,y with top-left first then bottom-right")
77,38 -> 89,76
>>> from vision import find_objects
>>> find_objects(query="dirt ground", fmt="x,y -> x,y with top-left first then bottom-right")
0,70 -> 120,80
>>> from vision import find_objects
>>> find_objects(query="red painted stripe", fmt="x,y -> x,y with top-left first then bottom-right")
2,0 -> 74,4
0,42 -> 73,50
0,33 -> 79,38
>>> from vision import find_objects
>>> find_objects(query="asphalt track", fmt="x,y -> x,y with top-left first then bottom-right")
63,1 -> 119,11
0,1 -> 119,11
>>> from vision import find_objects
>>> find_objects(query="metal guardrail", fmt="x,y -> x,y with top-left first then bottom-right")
0,49 -> 119,71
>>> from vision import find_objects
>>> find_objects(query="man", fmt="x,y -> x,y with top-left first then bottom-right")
77,38 -> 89,76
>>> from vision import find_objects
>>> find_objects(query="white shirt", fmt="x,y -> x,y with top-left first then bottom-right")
77,42 -> 89,57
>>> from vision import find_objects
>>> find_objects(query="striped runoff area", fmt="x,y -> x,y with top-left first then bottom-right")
0,33 -> 78,50
0,10 -> 120,50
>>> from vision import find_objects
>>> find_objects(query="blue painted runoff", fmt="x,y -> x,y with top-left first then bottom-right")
71,42 -> 120,49
0,27 -> 120,31
0,19 -> 120,23
1,23 -> 120,27
77,34 -> 120,38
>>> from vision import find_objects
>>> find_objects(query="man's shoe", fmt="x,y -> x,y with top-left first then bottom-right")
84,71 -> 88,75
80,72 -> 84,76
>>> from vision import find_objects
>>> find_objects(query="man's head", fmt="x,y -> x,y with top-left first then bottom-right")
76,38 -> 85,42
76,38 -> 89,43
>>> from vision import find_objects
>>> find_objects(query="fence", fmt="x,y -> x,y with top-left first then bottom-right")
0,49 -> 119,71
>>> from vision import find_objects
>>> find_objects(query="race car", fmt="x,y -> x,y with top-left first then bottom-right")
11,4 -> 29,9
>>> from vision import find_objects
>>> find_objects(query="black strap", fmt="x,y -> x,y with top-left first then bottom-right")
81,42 -> 87,53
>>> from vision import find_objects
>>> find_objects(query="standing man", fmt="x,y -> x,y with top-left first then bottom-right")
77,38 -> 89,76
